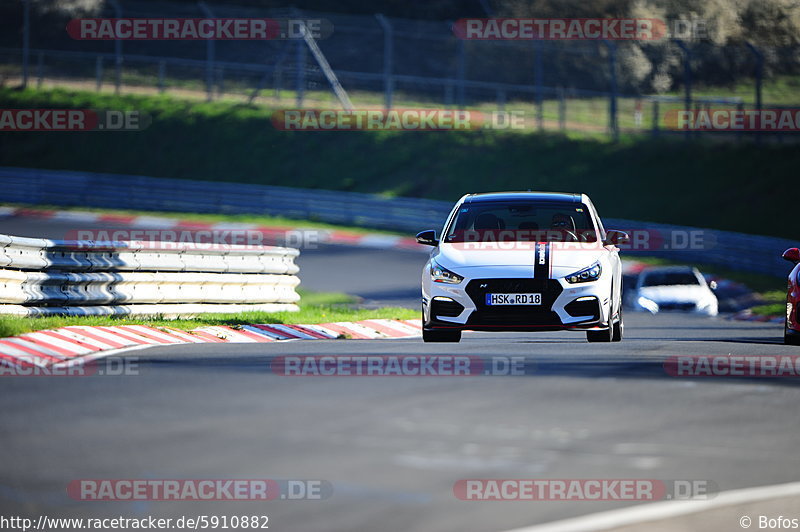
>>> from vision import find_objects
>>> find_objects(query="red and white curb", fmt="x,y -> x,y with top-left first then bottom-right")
0,206 -> 425,252
0,319 -> 423,369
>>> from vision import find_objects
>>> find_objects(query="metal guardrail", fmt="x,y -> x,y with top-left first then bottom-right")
0,167 -> 449,233
601,218 -> 797,279
0,229 -> 301,315
0,166 -> 795,279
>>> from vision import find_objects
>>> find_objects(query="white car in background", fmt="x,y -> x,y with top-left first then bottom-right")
633,266 -> 719,316
417,191 -> 628,343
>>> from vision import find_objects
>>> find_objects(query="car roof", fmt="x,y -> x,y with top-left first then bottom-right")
464,192 -> 582,204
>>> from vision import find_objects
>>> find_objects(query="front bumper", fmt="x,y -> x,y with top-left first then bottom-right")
424,276 -> 611,332
632,297 -> 718,317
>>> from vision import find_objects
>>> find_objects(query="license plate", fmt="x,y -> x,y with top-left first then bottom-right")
485,293 -> 542,306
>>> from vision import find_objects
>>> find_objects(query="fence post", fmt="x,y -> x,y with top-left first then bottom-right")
274,66 -> 282,101
21,0 -> 30,88
35,51 -> 43,88
534,40 -> 543,131
457,39 -> 466,107
744,42 -> 763,144
108,0 -> 123,94
157,60 -> 165,93
375,14 -> 394,109
673,39 -> 692,140
95,56 -> 103,91
744,42 -> 763,112
602,40 -> 619,142
736,101 -> 745,141
198,2 -> 215,102
295,37 -> 306,107
651,99 -> 660,137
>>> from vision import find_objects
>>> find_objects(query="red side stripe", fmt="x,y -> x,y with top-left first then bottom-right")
190,330 -> 228,343
283,324 -> 332,339
62,327 -> 126,349
328,231 -> 362,244
250,324 -> 299,339
98,214 -> 137,224
18,335 -> 80,357
16,208 -> 55,219
175,221 -> 215,230
318,323 -> 370,339
357,320 -> 405,338
96,327 -> 151,345
0,339 -> 60,362
37,330 -> 103,352
117,326 -> 175,344
217,326 -> 273,343
0,352 -> 36,368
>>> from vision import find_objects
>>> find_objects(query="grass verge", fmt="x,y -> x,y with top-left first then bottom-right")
1,87 -> 798,240
0,289 -> 418,339
748,291 -> 787,317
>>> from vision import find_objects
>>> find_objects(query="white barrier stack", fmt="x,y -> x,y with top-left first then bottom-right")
0,234 -> 301,316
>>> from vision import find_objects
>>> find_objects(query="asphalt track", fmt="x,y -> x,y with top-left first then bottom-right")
1,214 -> 798,532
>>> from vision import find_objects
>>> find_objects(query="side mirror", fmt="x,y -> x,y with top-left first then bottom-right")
416,230 -> 439,247
783,248 -> 800,263
605,230 -> 630,246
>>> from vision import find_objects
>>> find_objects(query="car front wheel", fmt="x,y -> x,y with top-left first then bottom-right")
612,310 -> 624,342
786,325 -> 800,346
587,298 -> 620,343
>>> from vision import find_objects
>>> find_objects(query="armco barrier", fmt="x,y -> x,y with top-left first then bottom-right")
0,167 -> 449,233
0,167 -> 795,278
0,232 -> 301,315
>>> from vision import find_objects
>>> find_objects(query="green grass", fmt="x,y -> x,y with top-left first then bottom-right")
748,290 -> 787,317
16,66 -> 800,132
666,75 -> 800,107
750,304 -> 784,317
1,87 -> 799,241
0,289 -> 418,339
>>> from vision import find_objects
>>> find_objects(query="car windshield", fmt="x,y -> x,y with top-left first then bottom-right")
641,271 -> 701,287
444,201 -> 598,243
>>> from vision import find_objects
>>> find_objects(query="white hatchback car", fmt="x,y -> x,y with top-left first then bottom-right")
633,266 -> 719,316
417,192 -> 629,343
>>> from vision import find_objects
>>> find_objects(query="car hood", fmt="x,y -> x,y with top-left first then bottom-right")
436,242 -> 608,278
637,285 -> 711,303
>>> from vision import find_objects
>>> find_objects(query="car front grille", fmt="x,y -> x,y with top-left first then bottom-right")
464,278 -> 564,327
659,302 -> 696,311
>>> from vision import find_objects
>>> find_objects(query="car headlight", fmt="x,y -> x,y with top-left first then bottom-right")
430,259 -> 464,284
637,296 -> 659,314
565,262 -> 602,284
